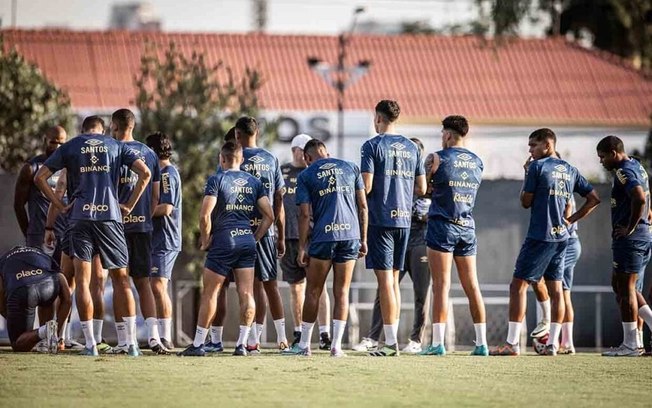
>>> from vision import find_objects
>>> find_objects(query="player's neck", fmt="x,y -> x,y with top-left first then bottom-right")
159,159 -> 171,168
292,159 -> 306,168
239,138 -> 257,148
446,140 -> 466,149
222,163 -> 240,171
115,131 -> 134,142
377,123 -> 396,135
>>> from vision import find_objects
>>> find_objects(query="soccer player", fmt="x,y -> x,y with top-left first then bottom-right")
282,139 -> 367,356
178,141 -> 274,356
0,246 -> 72,352
147,132 -> 182,350
491,128 -> 599,356
236,116 -> 289,351
35,111 -> 151,356
111,109 -> 167,354
281,134 -> 332,349
596,136 -> 652,356
361,100 -> 426,356
417,117 -> 488,356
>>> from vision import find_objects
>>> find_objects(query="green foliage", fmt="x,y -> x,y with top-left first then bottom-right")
134,41 -> 270,277
0,37 -> 73,173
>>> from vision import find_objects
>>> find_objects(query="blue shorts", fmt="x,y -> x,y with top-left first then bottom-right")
69,220 -> 129,269
255,235 -> 278,282
562,238 -> 581,290
365,226 -> 409,270
205,233 -> 256,278
151,250 -> 179,280
425,219 -> 477,256
6,275 -> 59,346
125,232 -> 152,278
612,239 -> 652,292
513,238 -> 568,283
309,240 -> 361,263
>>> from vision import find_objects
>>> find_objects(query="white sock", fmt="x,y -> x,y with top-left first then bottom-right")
538,299 -> 551,322
158,318 -> 172,341
145,317 -> 160,346
256,323 -> 264,343
431,323 -> 446,347
193,326 -> 208,348
319,325 -> 330,335
547,323 -> 562,347
623,322 -> 637,349
237,325 -> 251,346
210,326 -> 223,344
639,305 -> 652,329
473,323 -> 487,346
274,318 -> 287,343
80,320 -> 96,349
384,324 -> 397,346
393,321 -> 399,342
38,325 -> 47,339
332,319 -> 346,351
247,324 -> 258,346
561,322 -> 574,348
506,321 -> 522,346
115,322 -> 127,346
93,319 -> 103,343
64,319 -> 72,342
124,316 -> 137,346
637,329 -> 643,349
294,325 -> 301,333
299,321 -> 315,349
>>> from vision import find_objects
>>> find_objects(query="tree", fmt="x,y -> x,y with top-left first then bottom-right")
134,41 -> 271,277
0,37 -> 73,173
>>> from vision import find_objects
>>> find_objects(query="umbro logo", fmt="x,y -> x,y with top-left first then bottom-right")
457,153 -> 472,161
249,155 -> 265,164
233,178 -> 248,187
85,139 -> 103,146
319,163 -> 337,170
391,142 -> 405,150
554,164 -> 567,172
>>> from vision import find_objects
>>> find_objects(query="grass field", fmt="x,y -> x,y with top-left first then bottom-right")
1,348 -> 651,408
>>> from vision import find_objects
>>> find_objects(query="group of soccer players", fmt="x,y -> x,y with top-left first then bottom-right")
2,99 -> 651,357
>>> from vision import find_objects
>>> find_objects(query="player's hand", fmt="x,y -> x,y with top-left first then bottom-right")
199,235 -> 211,251
563,217 -> 571,227
120,204 -> 132,216
297,248 -> 309,267
523,156 -> 533,172
276,239 -> 286,258
613,225 -> 633,239
44,229 -> 57,247
358,241 -> 368,258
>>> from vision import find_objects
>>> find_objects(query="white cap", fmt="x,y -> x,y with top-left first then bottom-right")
291,133 -> 312,150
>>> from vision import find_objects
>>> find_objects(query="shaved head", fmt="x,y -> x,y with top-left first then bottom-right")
44,126 -> 67,156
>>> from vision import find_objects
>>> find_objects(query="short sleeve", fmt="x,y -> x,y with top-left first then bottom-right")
414,146 -> 425,176
151,154 -> 161,183
354,164 -> 365,191
296,173 -> 310,205
274,157 -> 285,191
44,146 -> 66,173
203,175 -> 219,197
120,143 -> 140,168
255,178 -> 266,201
522,161 -> 539,193
160,168 -> 174,205
573,171 -> 594,197
360,141 -> 374,174
616,168 -> 642,195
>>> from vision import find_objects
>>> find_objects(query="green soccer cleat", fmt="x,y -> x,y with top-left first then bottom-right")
471,344 -> 489,356
281,344 -> 311,356
96,342 -> 112,353
419,344 -> 446,356
369,344 -> 400,357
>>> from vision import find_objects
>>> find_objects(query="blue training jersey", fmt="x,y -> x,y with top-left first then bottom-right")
25,154 -> 67,237
360,134 -> 424,228
610,158 -> 652,243
0,246 -> 60,295
44,134 -> 141,223
428,147 -> 483,229
240,147 -> 284,236
204,169 -> 265,243
153,164 -> 182,252
296,157 -> 364,243
118,140 -> 160,233
523,156 -> 593,242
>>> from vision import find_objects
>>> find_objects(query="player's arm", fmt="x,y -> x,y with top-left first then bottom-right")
44,169 -> 68,246
519,159 -> 536,209
274,188 -> 286,257
297,203 -> 311,267
567,190 -> 600,225
153,170 -> 175,217
425,152 -> 440,195
255,196 -> 274,242
614,185 -> 646,238
121,159 -> 151,215
198,195 -> 217,251
13,163 -> 33,236
150,180 -> 160,217
35,165 -> 67,213
356,189 -> 368,257
360,141 -> 375,194
153,202 -> 174,217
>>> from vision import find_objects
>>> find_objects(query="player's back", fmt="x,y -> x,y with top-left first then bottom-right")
0,246 -> 58,294
611,158 -> 652,242
281,163 -> 304,240
360,134 -> 423,228
153,164 -> 182,252
118,140 -> 160,233
429,147 -> 483,228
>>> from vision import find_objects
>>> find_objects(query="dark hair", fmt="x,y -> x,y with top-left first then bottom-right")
235,116 -> 258,138
529,128 -> 556,144
81,116 -> 105,134
145,132 -> 173,160
375,100 -> 401,123
304,139 -> 327,156
224,126 -> 236,142
220,141 -> 243,160
111,109 -> 136,132
597,135 -> 624,154
410,137 -> 424,152
442,115 -> 469,137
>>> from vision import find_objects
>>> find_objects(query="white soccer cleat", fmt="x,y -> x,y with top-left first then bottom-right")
402,340 -> 422,354
46,320 -> 59,354
34,340 -> 49,353
530,320 -> 550,338
601,344 -> 641,357
352,337 -> 378,352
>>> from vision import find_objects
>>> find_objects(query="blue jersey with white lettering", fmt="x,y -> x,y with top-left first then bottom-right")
428,147 -> 483,229
360,134 -> 424,228
118,141 -> 160,233
240,147 -> 284,236
0,246 -> 59,295
568,195 -> 579,239
204,170 -> 265,242
523,157 -> 593,242
44,134 -> 141,223
610,158 -> 652,242
296,158 -> 364,243
153,164 -> 182,252
26,154 -> 67,237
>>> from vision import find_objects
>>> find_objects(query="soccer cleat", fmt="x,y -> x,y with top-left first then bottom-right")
233,344 -> 248,356
558,346 -> 576,355
79,346 -> 99,356
291,331 -> 301,347
370,344 -> 400,357
278,341 -> 289,351
204,342 -> 224,353
319,333 -> 332,350
419,344 -> 446,356
46,320 -> 58,354
530,320 -> 550,338
282,344 -> 311,356
64,339 -> 85,350
105,344 -> 129,355
246,343 -> 261,355
151,342 -> 171,355
402,340 -> 422,354
330,348 -> 346,358
127,344 -> 140,357
490,343 -> 520,356
96,342 -> 113,353
34,340 -> 49,353
601,344 -> 641,357
57,339 -> 65,352
470,344 -> 489,356
352,337 -> 378,352
177,344 -> 206,357
542,344 -> 557,356
161,338 -> 175,350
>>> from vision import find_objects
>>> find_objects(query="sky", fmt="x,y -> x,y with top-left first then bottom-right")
0,0 -> 482,35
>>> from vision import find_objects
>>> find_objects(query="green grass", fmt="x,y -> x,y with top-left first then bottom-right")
1,348 -> 651,408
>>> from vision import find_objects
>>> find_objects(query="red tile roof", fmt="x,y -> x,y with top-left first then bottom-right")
2,29 -> 651,126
